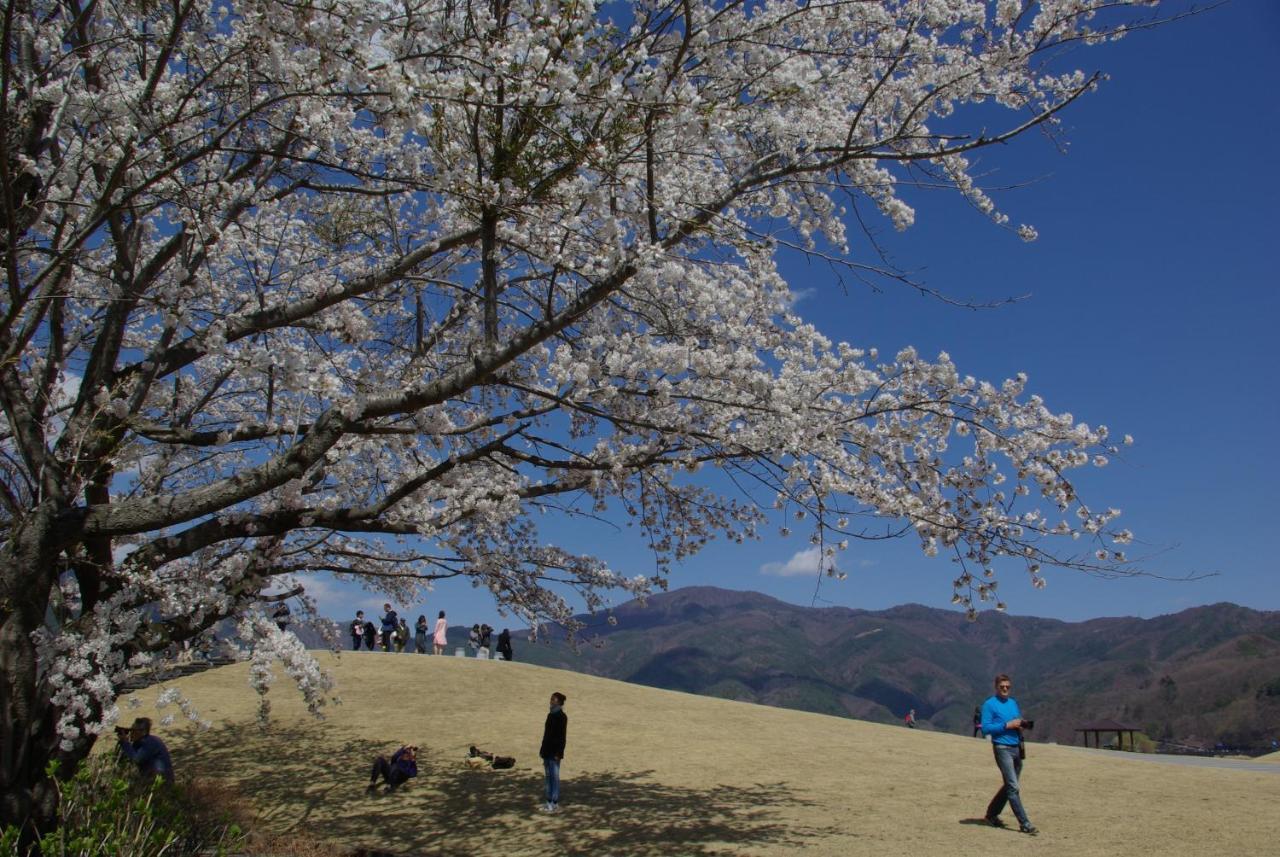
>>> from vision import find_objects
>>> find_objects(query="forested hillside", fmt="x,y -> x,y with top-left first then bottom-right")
514,588 -> 1280,751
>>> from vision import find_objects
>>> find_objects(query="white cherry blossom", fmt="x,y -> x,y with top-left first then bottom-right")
1,0 -> 1165,827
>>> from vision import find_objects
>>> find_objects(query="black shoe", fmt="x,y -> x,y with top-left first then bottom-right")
984,816 -> 1006,828
1020,824 -> 1039,835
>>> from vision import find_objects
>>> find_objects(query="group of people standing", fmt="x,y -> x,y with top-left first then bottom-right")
467,623 -> 515,661
349,604 -> 449,654
348,605 -> 514,660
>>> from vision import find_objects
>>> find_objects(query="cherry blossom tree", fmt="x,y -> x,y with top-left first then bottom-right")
2,0 -> 1160,829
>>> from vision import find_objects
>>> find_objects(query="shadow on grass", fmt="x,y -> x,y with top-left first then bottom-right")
181,721 -> 381,832
183,721 -> 839,856
958,817 -> 1015,833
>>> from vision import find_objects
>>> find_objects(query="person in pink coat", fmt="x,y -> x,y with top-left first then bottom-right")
433,610 -> 448,655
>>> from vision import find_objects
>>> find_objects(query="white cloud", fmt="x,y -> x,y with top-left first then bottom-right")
276,575 -> 366,618
782,287 -> 816,310
760,546 -> 839,577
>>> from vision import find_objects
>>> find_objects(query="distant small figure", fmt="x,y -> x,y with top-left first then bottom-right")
468,623 -> 481,654
272,601 -> 291,632
415,615 -> 430,653
539,692 -> 568,813
368,744 -> 418,794
380,603 -> 398,652
351,611 -> 366,650
497,628 -> 513,662
904,709 -> 916,729
395,618 -> 410,653
364,619 -> 378,650
973,706 -> 982,738
433,610 -> 448,655
479,623 -> 493,654
115,717 -> 174,785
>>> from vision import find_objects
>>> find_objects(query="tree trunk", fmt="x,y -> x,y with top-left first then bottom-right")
0,504 -> 89,835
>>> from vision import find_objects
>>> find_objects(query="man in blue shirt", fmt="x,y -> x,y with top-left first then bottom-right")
116,717 -> 174,785
980,674 -> 1037,834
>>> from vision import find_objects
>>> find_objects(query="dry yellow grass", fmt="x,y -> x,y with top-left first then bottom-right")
119,652 -> 1278,856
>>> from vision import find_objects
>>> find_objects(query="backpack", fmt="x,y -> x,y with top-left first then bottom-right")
468,745 -> 516,770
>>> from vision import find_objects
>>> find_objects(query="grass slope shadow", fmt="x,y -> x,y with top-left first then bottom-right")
183,721 -> 841,856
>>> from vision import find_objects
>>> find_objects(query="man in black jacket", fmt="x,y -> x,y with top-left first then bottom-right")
272,600 -> 291,632
380,603 -> 398,652
539,692 -> 568,813
350,611 -> 366,650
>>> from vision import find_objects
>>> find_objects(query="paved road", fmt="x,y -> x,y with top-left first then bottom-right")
1055,745 -> 1280,774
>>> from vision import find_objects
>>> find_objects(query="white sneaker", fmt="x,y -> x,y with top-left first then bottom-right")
539,802 -> 555,813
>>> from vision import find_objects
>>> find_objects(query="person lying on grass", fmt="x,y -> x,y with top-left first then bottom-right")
368,744 -> 418,794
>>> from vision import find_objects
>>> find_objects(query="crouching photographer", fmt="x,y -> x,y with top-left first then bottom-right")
368,743 -> 418,794
115,717 -> 175,785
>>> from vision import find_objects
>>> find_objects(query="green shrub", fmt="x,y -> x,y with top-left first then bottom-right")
2,757 -> 246,857
1130,732 -> 1158,753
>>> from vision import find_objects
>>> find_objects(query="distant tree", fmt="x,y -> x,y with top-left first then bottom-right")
2,0 -> 1159,830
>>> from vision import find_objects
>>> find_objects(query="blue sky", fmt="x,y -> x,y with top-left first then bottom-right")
310,1 -> 1280,629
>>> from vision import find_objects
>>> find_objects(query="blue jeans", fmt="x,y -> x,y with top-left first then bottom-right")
543,757 -> 560,805
987,743 -> 1030,827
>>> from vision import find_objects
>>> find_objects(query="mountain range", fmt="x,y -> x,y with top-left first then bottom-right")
506,586 -> 1280,752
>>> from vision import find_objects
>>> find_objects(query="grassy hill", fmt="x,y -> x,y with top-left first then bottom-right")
119,652 -> 1278,856
513,587 -> 1280,750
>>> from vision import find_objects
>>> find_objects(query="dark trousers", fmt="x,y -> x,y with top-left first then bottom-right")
370,757 -> 409,789
351,634 -> 362,650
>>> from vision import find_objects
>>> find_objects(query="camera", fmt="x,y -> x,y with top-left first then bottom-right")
1022,719 -> 1035,730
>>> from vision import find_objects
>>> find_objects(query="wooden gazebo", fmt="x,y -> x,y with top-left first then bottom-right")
1075,719 -> 1141,750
